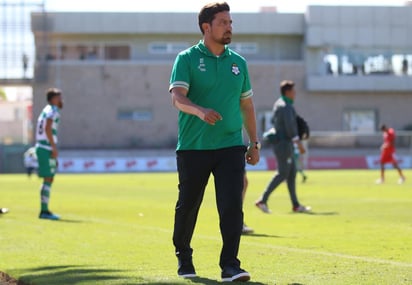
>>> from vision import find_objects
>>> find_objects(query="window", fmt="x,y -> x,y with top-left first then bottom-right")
43,44 -> 131,61
117,109 -> 152,121
43,45 -> 101,60
323,50 -> 412,76
229,43 -> 258,54
148,42 -> 190,54
343,109 -> 377,132
104,46 -> 130,60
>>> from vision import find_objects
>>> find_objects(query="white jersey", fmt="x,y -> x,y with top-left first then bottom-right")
35,104 -> 60,150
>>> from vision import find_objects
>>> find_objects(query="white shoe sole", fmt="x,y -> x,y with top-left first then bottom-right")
178,273 -> 197,278
222,272 -> 251,282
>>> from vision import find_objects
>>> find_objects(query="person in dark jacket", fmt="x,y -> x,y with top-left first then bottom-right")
255,80 -> 311,213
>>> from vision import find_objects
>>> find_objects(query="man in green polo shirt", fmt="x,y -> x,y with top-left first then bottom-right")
169,2 -> 260,282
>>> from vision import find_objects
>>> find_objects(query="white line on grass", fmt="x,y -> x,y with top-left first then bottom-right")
64,216 -> 412,269
132,224 -> 412,269
240,239 -> 412,269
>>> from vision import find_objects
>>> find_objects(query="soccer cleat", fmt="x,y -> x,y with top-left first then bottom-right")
398,177 -> 406,184
375,178 -> 384,184
255,201 -> 271,214
293,205 -> 311,213
221,267 -> 251,282
177,258 -> 196,278
0,208 -> 9,214
39,211 -> 60,220
241,224 -> 254,235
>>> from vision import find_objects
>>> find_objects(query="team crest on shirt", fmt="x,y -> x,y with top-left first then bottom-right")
231,63 -> 240,75
198,58 -> 206,72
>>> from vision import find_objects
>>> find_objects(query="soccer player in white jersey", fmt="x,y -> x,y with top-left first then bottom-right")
35,88 -> 63,220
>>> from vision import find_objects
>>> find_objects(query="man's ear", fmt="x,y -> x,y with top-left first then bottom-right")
202,22 -> 210,33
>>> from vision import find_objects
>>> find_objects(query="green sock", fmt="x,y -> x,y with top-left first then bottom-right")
40,182 -> 52,212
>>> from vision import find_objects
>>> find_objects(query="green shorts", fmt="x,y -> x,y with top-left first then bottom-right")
36,147 -> 57,178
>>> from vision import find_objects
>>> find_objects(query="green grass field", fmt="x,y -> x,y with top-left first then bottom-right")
1,170 -> 411,285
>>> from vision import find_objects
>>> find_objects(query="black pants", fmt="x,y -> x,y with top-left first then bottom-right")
173,146 -> 246,270
27,167 -> 36,176
261,141 -> 300,208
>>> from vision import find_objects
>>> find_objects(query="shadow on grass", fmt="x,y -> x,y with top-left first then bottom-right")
290,211 -> 339,216
11,266 -> 280,285
57,218 -> 86,223
242,233 -> 284,238
150,276 -> 267,285
39,218 -> 86,223
17,265 -> 127,285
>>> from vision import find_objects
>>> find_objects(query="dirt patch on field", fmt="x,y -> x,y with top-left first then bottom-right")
0,272 -> 28,285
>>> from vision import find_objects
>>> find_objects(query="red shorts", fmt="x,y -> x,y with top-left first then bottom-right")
380,148 -> 396,164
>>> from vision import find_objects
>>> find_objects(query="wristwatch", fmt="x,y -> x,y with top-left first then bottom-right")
249,141 -> 261,150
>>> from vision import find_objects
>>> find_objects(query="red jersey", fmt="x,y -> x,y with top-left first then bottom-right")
382,128 -> 395,151
380,128 -> 397,164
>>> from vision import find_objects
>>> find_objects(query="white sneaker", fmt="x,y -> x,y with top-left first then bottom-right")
398,177 -> 406,184
255,201 -> 271,214
375,178 -> 384,184
242,224 -> 254,234
293,205 -> 312,213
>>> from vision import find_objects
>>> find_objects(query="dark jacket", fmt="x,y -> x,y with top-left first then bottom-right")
271,97 -> 299,142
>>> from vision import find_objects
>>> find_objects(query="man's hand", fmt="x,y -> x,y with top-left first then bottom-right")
297,141 -> 306,155
171,88 -> 223,125
51,146 -> 59,168
199,108 -> 222,125
51,146 -> 58,159
246,147 -> 260,165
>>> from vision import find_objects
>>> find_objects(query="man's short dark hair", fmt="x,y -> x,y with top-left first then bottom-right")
198,2 -> 230,34
380,124 -> 387,131
280,80 -> 295,96
46,88 -> 61,102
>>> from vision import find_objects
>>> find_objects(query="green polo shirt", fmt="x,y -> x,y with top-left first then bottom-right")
169,40 -> 253,150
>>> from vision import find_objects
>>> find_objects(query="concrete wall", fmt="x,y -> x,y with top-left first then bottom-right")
306,6 -> 412,48
34,61 -> 308,148
32,12 -> 304,35
33,62 -> 177,148
307,75 -> 412,92
302,91 -> 412,131
32,59 -> 412,148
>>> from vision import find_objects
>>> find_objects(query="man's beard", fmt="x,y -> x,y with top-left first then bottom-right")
218,34 -> 232,45
215,32 -> 232,45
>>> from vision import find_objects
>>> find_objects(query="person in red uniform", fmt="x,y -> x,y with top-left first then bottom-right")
376,124 -> 406,184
